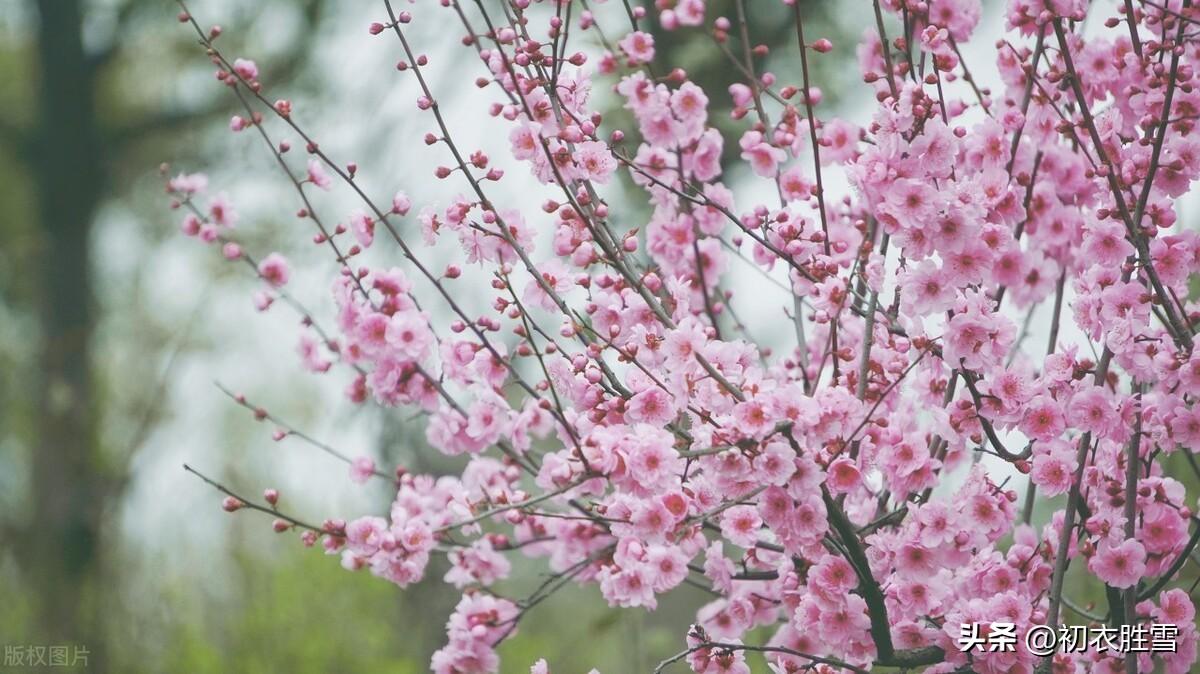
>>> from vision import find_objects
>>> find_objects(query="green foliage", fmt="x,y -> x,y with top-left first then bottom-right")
100,548 -> 424,674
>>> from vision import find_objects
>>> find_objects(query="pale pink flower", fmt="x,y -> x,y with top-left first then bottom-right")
574,140 -> 617,184
232,57 -> 259,81
825,457 -> 861,494
349,455 -> 376,484
1030,450 -> 1074,497
1089,539 -> 1146,589
392,191 -> 412,216
625,387 -> 677,426
307,158 -> 332,190
350,210 -> 374,248
720,505 -> 762,548
618,31 -> 655,64
899,260 -> 955,316
779,165 -> 813,202
738,130 -> 785,178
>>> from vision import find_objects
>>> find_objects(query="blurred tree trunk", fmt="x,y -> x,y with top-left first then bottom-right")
5,1 -> 326,668
27,0 -> 105,665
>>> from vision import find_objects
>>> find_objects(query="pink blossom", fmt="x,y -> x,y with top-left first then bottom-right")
673,0 -> 706,26
257,252 -> 290,287
350,210 -> 374,248
1155,589 -> 1196,627
208,194 -> 237,227
1089,539 -> 1146,589
232,57 -> 259,81
825,458 -> 861,494
625,387 -> 677,426
779,165 -> 812,202
1170,406 -> 1200,446
1030,446 -> 1075,497
895,542 -> 939,578
738,131 -> 785,178
1067,386 -> 1116,437
168,5 -> 1200,673
307,158 -> 332,190
899,260 -> 955,316
885,178 -> 939,229
1019,396 -> 1066,442
392,191 -> 412,215
618,31 -> 655,64
574,140 -> 617,184
168,172 -> 207,195
349,455 -> 375,484
719,505 -> 761,548
727,83 -> 752,108
386,312 -> 433,360
809,555 -> 857,601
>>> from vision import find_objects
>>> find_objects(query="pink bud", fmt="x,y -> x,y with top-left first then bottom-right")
392,191 -> 412,215
232,58 -> 259,81
812,38 -> 833,53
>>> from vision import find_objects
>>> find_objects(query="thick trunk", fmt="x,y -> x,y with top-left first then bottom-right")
28,0 -> 104,664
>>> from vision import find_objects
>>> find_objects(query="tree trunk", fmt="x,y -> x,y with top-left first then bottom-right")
27,0 -> 104,666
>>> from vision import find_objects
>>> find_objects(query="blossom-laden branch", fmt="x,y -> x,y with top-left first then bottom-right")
165,0 -> 1200,673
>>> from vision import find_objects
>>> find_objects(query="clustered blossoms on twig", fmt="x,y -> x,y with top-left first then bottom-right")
167,0 -> 1200,672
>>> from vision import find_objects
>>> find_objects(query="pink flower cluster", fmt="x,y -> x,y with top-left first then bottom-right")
169,0 -> 1200,672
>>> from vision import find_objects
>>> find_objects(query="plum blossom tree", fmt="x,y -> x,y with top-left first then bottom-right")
167,0 -> 1200,672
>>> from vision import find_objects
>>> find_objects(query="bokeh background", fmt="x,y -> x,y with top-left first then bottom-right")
1,1 -> 1195,673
